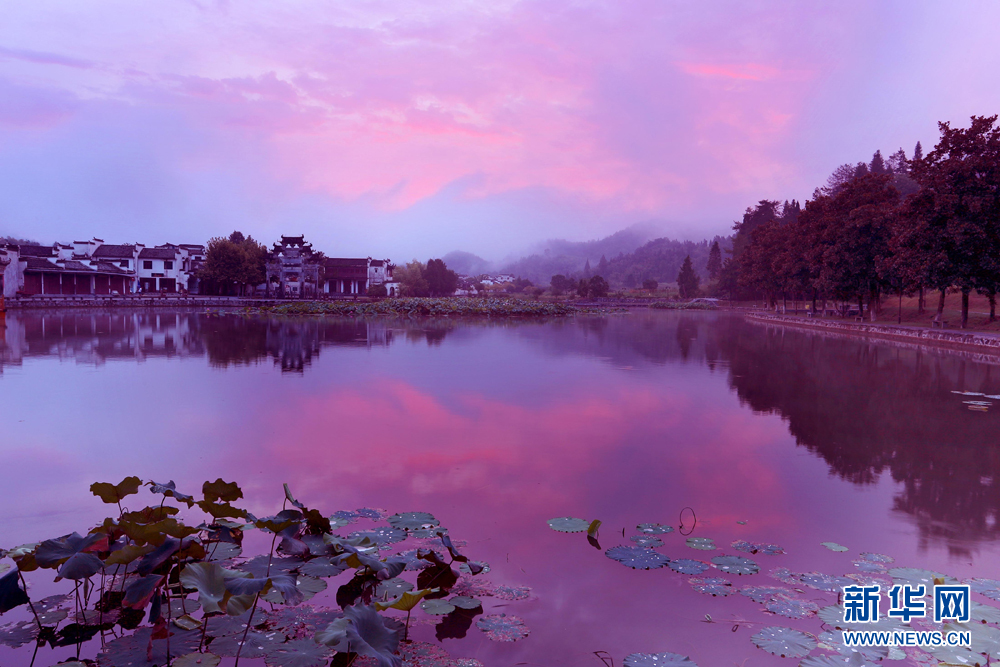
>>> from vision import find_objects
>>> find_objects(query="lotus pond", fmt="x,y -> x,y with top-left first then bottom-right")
2,308 -> 1000,667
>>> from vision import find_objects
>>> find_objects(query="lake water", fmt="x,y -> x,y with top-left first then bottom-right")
2,308 -> 1000,666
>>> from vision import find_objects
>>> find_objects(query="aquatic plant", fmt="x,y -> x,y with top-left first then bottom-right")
250,298 -> 590,318
0,477 -> 519,666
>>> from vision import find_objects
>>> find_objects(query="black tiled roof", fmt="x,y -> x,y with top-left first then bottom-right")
24,257 -> 58,270
92,244 -> 135,258
18,245 -> 56,257
325,258 -> 368,267
139,247 -> 179,259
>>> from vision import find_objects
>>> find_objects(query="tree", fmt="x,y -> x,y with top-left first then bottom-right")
870,150 -> 887,175
396,260 -> 430,297
732,200 -> 781,259
588,275 -> 609,297
367,283 -> 388,297
201,233 -> 265,296
676,256 -> 700,299
642,278 -> 658,291
598,255 -> 608,273
577,279 -> 589,297
706,241 -> 722,279
228,231 -> 246,244
906,115 -> 1000,327
825,164 -> 858,195
913,141 -> 923,162
583,259 -> 592,278
550,274 -> 574,293
424,258 -> 459,296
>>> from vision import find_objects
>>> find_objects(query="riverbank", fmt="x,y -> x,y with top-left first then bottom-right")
249,297 -> 601,317
747,311 -> 1000,358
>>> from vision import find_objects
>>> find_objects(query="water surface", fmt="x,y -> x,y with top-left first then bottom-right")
2,309 -> 1000,665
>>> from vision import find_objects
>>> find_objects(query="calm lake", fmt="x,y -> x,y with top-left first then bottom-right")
2,308 -> 1000,666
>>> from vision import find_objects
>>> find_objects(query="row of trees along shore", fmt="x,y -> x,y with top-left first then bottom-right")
725,115 -> 1000,329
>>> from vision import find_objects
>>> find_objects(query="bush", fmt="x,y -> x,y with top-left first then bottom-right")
367,283 -> 388,297
588,275 -> 609,298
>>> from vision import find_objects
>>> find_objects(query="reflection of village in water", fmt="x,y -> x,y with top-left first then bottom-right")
0,310 -> 423,373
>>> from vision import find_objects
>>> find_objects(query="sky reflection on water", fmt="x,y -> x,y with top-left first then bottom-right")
2,309 -> 1000,665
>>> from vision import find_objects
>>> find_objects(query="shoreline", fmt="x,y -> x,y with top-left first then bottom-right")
746,311 -> 1000,361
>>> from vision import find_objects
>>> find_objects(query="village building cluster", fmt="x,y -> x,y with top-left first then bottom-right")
0,235 -> 397,299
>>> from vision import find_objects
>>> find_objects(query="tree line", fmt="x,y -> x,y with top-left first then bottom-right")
724,115 -> 1000,328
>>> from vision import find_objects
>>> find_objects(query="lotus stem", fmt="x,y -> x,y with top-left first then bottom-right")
18,571 -> 43,631
233,592 -> 260,667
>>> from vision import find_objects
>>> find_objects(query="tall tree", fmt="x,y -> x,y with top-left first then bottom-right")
676,255 -> 701,299
424,258 -> 459,296
913,141 -> 923,162
870,150 -> 887,175
907,116 -> 1000,327
706,241 -> 722,279
732,200 -> 781,259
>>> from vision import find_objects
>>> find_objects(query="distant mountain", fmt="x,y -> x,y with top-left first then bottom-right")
1,236 -> 41,246
499,223 -> 659,283
600,235 -> 731,287
442,251 -> 494,276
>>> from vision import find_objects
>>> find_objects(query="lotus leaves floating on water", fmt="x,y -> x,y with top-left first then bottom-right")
623,652 -> 698,666
751,626 -> 817,657
493,585 -> 531,601
711,555 -> 759,575
546,517 -> 591,533
740,585 -> 793,603
686,538 -> 716,551
765,595 -> 819,619
967,578 -> 1000,600
669,559 -> 710,575
631,535 -> 664,548
388,512 -> 439,532
798,572 -> 854,592
475,614 -> 529,642
820,542 -> 849,552
690,577 -> 732,596
637,523 -> 674,535
606,546 -> 670,570
889,567 -> 958,588
731,540 -> 785,555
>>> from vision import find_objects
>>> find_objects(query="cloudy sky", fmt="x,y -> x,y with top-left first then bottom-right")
1,1 -> 999,259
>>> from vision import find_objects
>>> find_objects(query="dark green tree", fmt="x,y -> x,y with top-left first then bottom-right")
424,259 -> 459,296
588,275 -> 609,297
577,278 -> 589,297
870,150 -> 887,175
706,241 -> 722,279
642,278 -> 658,291
676,255 -> 700,299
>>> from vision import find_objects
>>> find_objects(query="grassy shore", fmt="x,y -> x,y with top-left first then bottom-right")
249,296 -> 588,317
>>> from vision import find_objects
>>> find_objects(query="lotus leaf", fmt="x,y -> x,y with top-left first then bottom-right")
740,585 -> 792,603
106,544 -> 155,566
0,620 -> 38,648
236,555 -> 301,578
376,577 -> 414,600
690,577 -> 732,596
770,567 -> 799,584
637,523 -> 674,535
798,654 -> 879,666
851,560 -> 886,574
123,574 -> 164,609
261,575 -> 320,605
765,595 -> 819,619
300,556 -> 348,578
205,542 -> 242,562
173,614 -> 202,630
973,601 -> 1000,624
331,510 -> 359,524
36,532 -> 106,568
421,598 -> 456,615
606,546 -> 670,570
356,508 -> 385,520
816,605 -> 904,632
96,627 -> 201,667
751,626 -> 817,658
669,559 -> 710,575
712,555 -> 759,575
799,572 -> 854,592
58,552 -> 105,580
388,512 -> 440,531
261,638 -> 332,667
686,538 -> 716,551
967,578 -> 1000,600
39,607 -> 70,625
859,552 -> 894,564
203,479 -> 243,503
459,561 -> 489,575
494,584 -> 531,601
316,603 -> 401,667
820,542 -> 849,552
449,595 -> 482,610
631,535 -> 664,548
476,614 -> 529,642
623,652 -> 698,666
844,572 -> 891,588
816,631 -> 891,662
135,537 -> 180,576
211,631 -> 285,658
451,576 -> 495,598
379,589 -> 435,612
172,654 -> 221,667
148,480 -> 195,507
547,517 -> 591,533
203,607 -> 268,637
179,563 -> 229,614
889,567 -> 957,588
223,575 -> 278,597
90,476 -> 142,504
256,510 -> 303,534
349,527 -> 407,546
731,540 -> 785,555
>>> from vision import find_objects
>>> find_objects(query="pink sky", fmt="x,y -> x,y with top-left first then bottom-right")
2,1 -> 1000,259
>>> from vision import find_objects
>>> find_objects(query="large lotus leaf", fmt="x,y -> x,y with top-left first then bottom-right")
623,652 -> 698,666
449,595 -> 482,610
0,570 -> 29,614
712,555 -> 759,575
123,574 -> 164,610
172,654 -> 221,667
148,480 -> 195,507
820,542 -> 849,552
751,626 -> 817,658
669,559 -> 710,575
476,614 -> 529,642
210,630 -> 285,658
316,604 -> 401,667
816,631 -> 890,663
355,508 -> 386,520
769,567 -> 799,584
732,540 -> 785,556
262,638 -> 332,667
859,552 -> 893,564
851,560 -> 886,574
224,575 -> 279,597
198,501 -> 249,521
967,578 -> 1000,600
637,523 -> 674,535
135,537 -> 180,577
889,567 -> 957,588
268,605 -> 342,637
91,476 -> 142,504
205,542 -> 242,562
973,601 -> 1000,624
798,655 -> 880,666
96,627 -> 201,667
36,532 -> 106,568
388,512 -> 440,531
0,620 -> 38,648
799,572 -> 854,592
421,599 -> 457,615
376,577 -> 414,600
962,621 -> 1000,659
686,538 -> 716,551
203,478 -> 243,503
58,552 -> 105,580
348,527 -> 406,546
606,546 -> 669,570
765,595 -> 819,619
494,585 -> 531,601
547,517 -> 590,533
236,555 -> 301,579
740,586 -> 792,603
378,589 -> 435,612
690,578 -> 732,596
119,518 -> 200,546
203,607 -> 268,638
631,535 -> 664,548
254,510 -> 303,535
331,510 -> 358,524
459,561 -> 489,575
180,562 -> 228,614
106,544 -> 155,566
816,605 -> 904,632
301,557 -> 348,578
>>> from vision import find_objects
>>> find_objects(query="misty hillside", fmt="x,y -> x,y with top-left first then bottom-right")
599,235 -> 730,287
442,250 -> 494,276
497,225 -> 657,282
